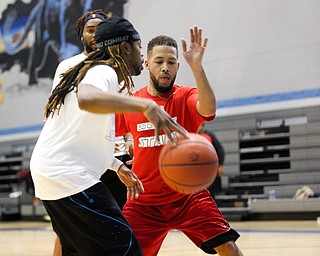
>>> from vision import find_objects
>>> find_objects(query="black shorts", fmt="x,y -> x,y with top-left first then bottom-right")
100,154 -> 132,210
43,182 -> 142,256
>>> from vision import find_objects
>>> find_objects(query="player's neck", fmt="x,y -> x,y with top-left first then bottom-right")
83,46 -> 95,56
147,85 -> 175,101
147,85 -> 158,96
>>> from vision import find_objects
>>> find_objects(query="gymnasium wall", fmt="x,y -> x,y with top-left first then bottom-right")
0,0 -> 320,142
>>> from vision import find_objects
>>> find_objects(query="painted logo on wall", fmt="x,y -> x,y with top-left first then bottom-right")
0,0 -> 127,91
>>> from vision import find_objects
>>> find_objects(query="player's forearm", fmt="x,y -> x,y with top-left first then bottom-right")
193,66 -> 216,116
77,84 -> 150,114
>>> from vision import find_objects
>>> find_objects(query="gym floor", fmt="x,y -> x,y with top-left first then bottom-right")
0,220 -> 319,255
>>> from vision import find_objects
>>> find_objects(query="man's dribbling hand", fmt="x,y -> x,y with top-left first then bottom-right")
143,101 -> 189,145
116,165 -> 144,200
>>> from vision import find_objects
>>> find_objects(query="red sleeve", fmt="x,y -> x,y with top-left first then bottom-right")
115,113 -> 128,137
186,89 -> 215,124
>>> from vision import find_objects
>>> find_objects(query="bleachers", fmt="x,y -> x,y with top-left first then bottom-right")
0,145 -> 35,220
0,106 -> 319,221
208,106 -> 320,220
279,171 -> 320,185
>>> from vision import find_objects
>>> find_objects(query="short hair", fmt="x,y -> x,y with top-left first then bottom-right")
147,35 -> 178,57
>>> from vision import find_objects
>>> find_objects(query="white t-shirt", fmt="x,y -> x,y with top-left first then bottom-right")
52,53 -> 87,90
114,136 -> 127,157
30,65 -> 123,200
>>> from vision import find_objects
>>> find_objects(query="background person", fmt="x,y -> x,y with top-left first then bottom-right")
100,131 -> 134,210
198,123 -> 225,197
52,9 -> 108,90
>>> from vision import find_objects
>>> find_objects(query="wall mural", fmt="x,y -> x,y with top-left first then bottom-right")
0,0 -> 127,102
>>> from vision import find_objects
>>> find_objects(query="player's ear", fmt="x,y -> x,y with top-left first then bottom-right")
145,60 -> 149,69
120,42 -> 131,55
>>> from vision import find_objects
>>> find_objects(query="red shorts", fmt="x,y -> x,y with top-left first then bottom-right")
123,190 -> 240,255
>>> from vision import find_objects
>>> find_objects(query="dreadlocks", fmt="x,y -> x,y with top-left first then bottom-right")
107,44 -> 135,95
75,9 -> 108,40
44,44 -> 134,118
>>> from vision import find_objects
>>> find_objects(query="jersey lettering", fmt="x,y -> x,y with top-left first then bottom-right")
137,116 -> 177,132
137,122 -> 155,132
138,132 -> 177,148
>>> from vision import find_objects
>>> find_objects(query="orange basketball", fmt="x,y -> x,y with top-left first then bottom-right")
159,133 -> 218,194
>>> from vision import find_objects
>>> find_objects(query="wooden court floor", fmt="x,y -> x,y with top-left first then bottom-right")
0,220 -> 319,255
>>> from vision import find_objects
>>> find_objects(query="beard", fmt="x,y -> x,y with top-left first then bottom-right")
150,72 -> 176,94
84,42 -> 95,54
130,58 -> 143,76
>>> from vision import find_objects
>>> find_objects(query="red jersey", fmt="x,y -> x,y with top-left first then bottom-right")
117,85 -> 215,205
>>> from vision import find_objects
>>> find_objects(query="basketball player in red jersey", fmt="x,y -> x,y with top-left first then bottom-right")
117,27 -> 244,255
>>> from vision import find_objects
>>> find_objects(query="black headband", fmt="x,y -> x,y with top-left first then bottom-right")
78,13 -> 107,38
83,13 -> 107,25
